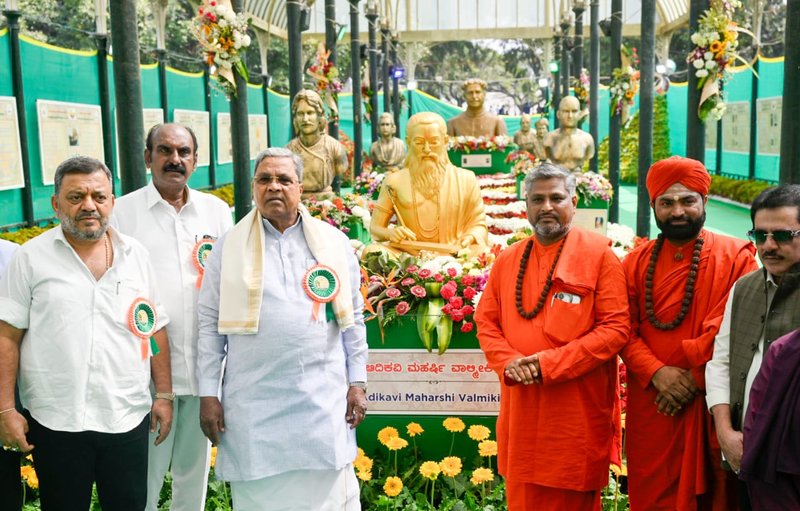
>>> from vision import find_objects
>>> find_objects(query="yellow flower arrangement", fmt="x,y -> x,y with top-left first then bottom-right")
439,456 -> 463,477
356,470 -> 372,481
470,467 -> 495,485
478,439 -> 498,457
383,476 -> 403,497
406,422 -> 424,437
443,417 -> 466,433
419,461 -> 441,480
20,465 -> 38,489
354,453 -> 373,474
467,424 -> 491,442
386,436 -> 409,451
377,426 -> 399,446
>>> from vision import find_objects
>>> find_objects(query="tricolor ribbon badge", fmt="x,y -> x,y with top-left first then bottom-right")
302,264 -> 340,322
127,298 -> 159,360
191,238 -> 215,288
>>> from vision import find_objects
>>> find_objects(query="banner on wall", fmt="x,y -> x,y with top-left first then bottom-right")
0,97 -> 25,191
217,112 -> 267,164
114,108 -> 164,177
249,114 -> 268,158
722,101 -> 750,154
37,99 -> 104,185
216,113 -> 232,164
173,109 -> 211,167
757,97 -> 782,155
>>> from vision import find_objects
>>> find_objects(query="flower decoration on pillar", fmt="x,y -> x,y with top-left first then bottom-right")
361,60 -> 375,122
571,68 -> 590,112
609,45 -> 639,126
193,0 -> 252,97
687,0 -> 751,121
307,42 -> 344,124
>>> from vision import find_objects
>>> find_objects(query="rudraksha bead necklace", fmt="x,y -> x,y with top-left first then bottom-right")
515,238 -> 566,319
644,234 -> 704,330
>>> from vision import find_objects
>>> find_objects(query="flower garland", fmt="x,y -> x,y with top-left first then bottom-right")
449,135 -> 516,153
307,43 -> 344,123
609,45 -> 639,125
687,0 -> 748,121
193,0 -> 252,97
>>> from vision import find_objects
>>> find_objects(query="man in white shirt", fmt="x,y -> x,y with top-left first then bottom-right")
0,238 -> 20,510
113,123 -> 233,511
0,156 -> 173,510
706,184 -> 800,508
197,148 -> 368,510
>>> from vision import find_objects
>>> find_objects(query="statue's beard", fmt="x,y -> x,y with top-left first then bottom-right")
408,154 -> 447,201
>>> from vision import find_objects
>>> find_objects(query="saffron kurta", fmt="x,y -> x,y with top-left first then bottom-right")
475,228 -> 629,507
622,230 -> 756,511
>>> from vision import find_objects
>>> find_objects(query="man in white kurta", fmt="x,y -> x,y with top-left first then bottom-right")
112,123 -> 233,511
197,148 -> 368,510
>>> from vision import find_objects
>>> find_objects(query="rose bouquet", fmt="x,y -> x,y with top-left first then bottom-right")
575,171 -> 614,206
193,0 -> 252,97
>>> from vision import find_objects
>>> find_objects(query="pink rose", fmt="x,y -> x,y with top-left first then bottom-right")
433,273 -> 444,283
401,277 -> 415,286
442,303 -> 454,315
418,269 -> 432,279
410,285 -> 427,298
405,265 -> 419,274
440,283 -> 456,301
461,305 -> 474,316
386,287 -> 401,299
449,297 -> 464,309
461,274 -> 475,286
460,321 -> 474,333
451,310 -> 465,322
463,286 -> 477,300
395,301 -> 410,315
447,267 -> 458,278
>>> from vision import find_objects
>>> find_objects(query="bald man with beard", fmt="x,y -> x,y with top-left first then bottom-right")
366,111 -> 488,257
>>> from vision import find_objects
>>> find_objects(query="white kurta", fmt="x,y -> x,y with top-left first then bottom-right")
197,215 -> 368,482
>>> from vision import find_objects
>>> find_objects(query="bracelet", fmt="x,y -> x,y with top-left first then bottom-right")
0,408 -> 16,415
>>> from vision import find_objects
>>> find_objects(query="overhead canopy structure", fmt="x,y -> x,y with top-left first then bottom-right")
239,0 -> 690,41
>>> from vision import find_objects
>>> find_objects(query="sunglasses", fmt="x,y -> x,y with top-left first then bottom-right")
746,229 -> 800,245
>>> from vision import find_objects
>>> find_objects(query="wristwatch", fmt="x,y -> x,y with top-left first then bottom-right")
155,392 -> 176,402
349,381 -> 368,393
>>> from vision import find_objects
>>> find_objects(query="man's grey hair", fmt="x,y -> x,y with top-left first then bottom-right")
54,156 -> 112,194
253,148 -> 304,182
523,162 -> 577,197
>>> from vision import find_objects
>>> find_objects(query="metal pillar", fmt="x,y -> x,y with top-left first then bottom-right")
572,4 -> 585,82
325,0 -> 339,139
589,0 -> 599,172
230,0 -> 251,221
381,23 -> 391,113
156,48 -> 169,121
95,33 -> 114,192
349,0 -> 363,176
637,0 -> 656,238
109,0 -> 147,194
3,9 -> 34,225
608,0 -> 622,223
261,74 -> 272,148
553,30 -> 562,129
560,17 -> 571,98
749,59 -> 759,180
391,33 -> 400,131
366,6 -> 379,144
686,0 -> 709,161
287,0 -> 303,128
780,0 -> 800,184
205,66 -> 217,189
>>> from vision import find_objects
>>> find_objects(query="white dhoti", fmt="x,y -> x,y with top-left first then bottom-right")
230,465 -> 361,511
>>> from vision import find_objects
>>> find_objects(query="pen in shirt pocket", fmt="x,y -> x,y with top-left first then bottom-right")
551,292 -> 581,307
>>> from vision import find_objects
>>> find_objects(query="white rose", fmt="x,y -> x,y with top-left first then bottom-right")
704,51 -> 714,61
690,33 -> 702,45
622,82 -> 630,90
218,19 -> 228,28
692,58 -> 705,69
696,69 -> 709,78
705,60 -> 716,69
242,34 -> 251,47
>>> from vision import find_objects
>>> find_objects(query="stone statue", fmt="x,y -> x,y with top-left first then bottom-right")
513,114 -> 537,153
286,89 -> 348,200
366,112 -> 488,257
369,112 -> 406,173
532,117 -> 549,161
446,78 -> 508,138
543,96 -> 595,172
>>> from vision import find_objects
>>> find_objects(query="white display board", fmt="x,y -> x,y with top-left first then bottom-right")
0,97 -> 25,191
37,99 -> 104,185
173,109 -> 211,167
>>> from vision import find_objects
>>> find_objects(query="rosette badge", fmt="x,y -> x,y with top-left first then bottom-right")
302,264 -> 340,322
128,298 -> 159,360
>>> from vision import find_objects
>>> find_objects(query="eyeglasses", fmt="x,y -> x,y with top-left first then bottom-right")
746,229 -> 800,245
254,175 -> 298,187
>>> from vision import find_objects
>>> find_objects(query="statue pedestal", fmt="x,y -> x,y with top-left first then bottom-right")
358,316 -> 499,458
447,147 -> 514,175
574,198 -> 610,236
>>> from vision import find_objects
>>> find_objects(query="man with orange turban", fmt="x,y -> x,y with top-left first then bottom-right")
622,156 -> 757,510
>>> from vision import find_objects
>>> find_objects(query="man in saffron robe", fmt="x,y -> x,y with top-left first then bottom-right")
622,156 -> 757,510
475,162 -> 629,510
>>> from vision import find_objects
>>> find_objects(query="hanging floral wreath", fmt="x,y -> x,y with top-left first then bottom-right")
609,45 -> 639,125
687,0 -> 752,121
307,43 -> 344,124
193,0 -> 252,97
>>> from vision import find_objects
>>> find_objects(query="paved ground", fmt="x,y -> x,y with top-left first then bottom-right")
616,184 -> 753,241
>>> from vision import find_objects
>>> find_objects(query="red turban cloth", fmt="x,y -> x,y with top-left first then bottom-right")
645,156 -> 711,200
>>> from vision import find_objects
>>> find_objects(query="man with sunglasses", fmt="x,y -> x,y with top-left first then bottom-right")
706,184 -> 800,509
622,156 -> 758,510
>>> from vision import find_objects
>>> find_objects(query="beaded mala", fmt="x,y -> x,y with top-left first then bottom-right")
644,234 -> 704,330
515,238 -> 566,319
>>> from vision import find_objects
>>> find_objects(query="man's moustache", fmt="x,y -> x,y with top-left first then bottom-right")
76,212 -> 101,220
165,165 -> 186,174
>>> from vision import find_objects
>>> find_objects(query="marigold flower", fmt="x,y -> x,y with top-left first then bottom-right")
386,436 -> 409,451
470,467 -> 494,485
356,470 -> 372,481
419,461 -> 441,480
468,424 -> 491,442
479,440 -> 498,457
439,456 -> 463,477
383,476 -> 403,497
378,426 -> 399,445
406,422 -> 424,437
443,417 -> 466,433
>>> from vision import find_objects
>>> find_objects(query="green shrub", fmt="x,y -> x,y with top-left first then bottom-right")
709,175 -> 772,205
206,184 -> 234,207
0,223 -> 56,245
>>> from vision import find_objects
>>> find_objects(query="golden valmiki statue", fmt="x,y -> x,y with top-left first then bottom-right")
446,78 -> 508,138
365,111 -> 489,258
369,113 -> 406,173
286,89 -> 348,200
543,96 -> 595,172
